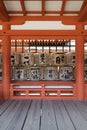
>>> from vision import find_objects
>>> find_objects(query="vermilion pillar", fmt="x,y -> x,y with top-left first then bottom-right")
2,24 -> 11,99
76,36 -> 84,100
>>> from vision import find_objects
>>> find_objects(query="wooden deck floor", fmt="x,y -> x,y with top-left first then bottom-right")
0,100 -> 87,130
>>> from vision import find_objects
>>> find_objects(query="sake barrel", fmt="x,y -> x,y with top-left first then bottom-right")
51,53 -> 66,66
30,67 -> 43,80
43,66 -> 58,80
20,53 -> 34,66
59,66 -> 74,81
11,53 -> 20,66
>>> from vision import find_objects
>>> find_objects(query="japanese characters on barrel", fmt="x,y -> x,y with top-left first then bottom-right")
11,52 -> 76,81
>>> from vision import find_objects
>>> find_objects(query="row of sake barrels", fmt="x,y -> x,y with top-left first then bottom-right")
11,66 -> 74,81
11,66 -> 87,81
0,65 -> 87,81
11,52 -> 76,66
0,52 -> 86,66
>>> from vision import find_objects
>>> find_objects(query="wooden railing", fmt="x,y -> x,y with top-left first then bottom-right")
10,81 -> 76,100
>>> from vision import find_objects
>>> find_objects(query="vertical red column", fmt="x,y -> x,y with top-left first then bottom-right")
2,23 -> 11,99
76,35 -> 84,100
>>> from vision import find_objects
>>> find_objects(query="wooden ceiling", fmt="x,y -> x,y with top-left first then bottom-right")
0,0 -> 87,23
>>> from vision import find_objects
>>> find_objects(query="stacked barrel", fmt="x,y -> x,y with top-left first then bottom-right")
11,52 -> 75,81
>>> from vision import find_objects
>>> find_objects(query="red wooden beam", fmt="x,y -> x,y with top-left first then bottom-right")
0,0 -> 9,21
79,0 -> 87,22
0,30 -> 86,36
20,0 -> 26,16
80,0 -> 87,12
60,0 -> 66,16
4,0 -> 82,1
0,16 -> 79,25
10,35 -> 76,40
8,11 -> 41,14
8,11 -> 79,14
64,11 -> 79,14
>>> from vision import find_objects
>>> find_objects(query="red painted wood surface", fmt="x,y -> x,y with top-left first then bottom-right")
2,24 -> 11,99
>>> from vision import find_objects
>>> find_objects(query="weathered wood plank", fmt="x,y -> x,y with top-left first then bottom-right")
41,100 -> 58,130
6,100 -> 31,130
73,101 -> 87,120
63,101 -> 87,130
53,100 -> 75,130
0,100 -> 23,130
23,100 -> 41,130
0,100 -> 87,130
83,100 -> 87,106
0,100 -> 4,105
0,100 -> 13,116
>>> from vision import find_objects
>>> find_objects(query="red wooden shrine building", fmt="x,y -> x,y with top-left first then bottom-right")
0,0 -> 87,100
